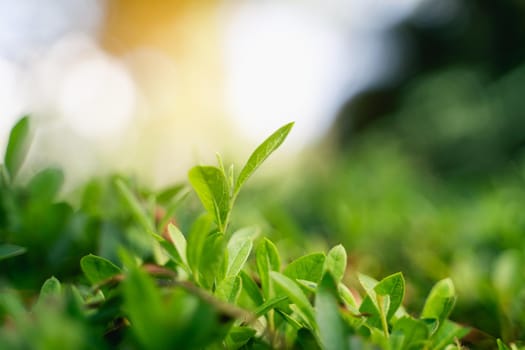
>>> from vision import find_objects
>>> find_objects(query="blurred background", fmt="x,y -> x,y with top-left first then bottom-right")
2,0 -> 525,345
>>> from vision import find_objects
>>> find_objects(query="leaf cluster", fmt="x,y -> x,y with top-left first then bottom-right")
0,118 -> 496,349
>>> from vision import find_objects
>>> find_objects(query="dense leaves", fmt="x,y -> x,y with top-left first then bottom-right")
0,118 -> 508,349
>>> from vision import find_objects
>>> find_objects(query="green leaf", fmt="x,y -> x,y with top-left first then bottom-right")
199,232 -> 227,289
256,238 -> 281,299
234,122 -> 294,196
270,271 -> 316,331
254,295 -> 288,317
187,214 -> 213,279
215,275 -> 242,303
430,320 -> 469,350
27,168 -> 64,202
316,273 -> 348,350
115,178 -> 154,233
374,272 -> 405,322
421,278 -> 457,328
80,254 -> 122,285
284,252 -> 326,284
359,293 -> 382,329
338,283 -> 358,312
224,326 -> 257,350
122,265 -> 164,348
325,244 -> 347,283
227,239 -> 252,277
188,165 -> 231,232
391,316 -> 429,350
166,223 -> 188,266
497,339 -> 512,350
0,244 -> 27,261
39,276 -> 62,299
5,116 -> 31,180
156,184 -> 187,205
34,276 -> 62,310
239,271 -> 263,306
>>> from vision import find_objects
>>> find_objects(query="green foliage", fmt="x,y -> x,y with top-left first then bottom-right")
4,116 -> 30,181
80,255 -> 121,285
0,118 -> 477,349
0,244 -> 26,261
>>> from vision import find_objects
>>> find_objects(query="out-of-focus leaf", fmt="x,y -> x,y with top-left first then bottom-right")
27,168 -> 64,202
39,276 -> 62,299
497,339 -> 512,350
80,254 -> 121,285
295,327 -> 321,350
5,116 -> 31,180
34,277 -> 62,310
283,252 -> 325,284
115,178 -> 154,233
234,122 -> 294,196
188,165 -> 230,232
156,184 -> 187,205
316,273 -> 348,350
0,244 -> 27,261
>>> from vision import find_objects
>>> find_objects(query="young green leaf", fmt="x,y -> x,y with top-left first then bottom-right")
227,239 -> 252,277
284,252 -> 326,284
0,244 -> 27,261
234,122 -> 294,196
80,254 -> 122,285
166,223 -> 188,266
315,273 -> 348,350
270,271 -> 316,331
325,244 -> 347,283
33,276 -> 62,311
374,272 -> 405,322
5,116 -> 31,180
421,278 -> 457,328
215,275 -> 242,303
39,276 -> 62,300
256,238 -> 281,299
188,165 -> 231,232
